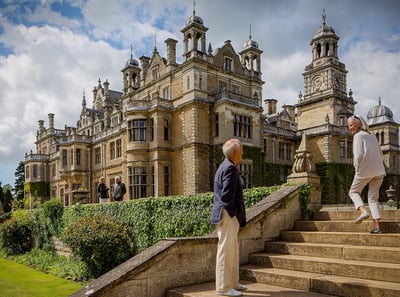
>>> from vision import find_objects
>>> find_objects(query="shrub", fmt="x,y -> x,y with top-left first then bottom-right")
41,198 -> 64,235
0,218 -> 34,255
62,215 -> 136,278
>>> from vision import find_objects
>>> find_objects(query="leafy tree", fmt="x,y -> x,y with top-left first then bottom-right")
1,184 -> 13,213
14,161 -> 25,200
0,183 -> 3,213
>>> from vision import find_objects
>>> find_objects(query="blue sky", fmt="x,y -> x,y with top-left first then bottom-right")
0,0 -> 399,187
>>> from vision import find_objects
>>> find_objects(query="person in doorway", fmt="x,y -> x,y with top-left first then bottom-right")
211,139 -> 247,297
97,176 -> 109,203
348,115 -> 386,234
112,176 -> 127,202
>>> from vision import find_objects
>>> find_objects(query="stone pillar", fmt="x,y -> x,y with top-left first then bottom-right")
287,133 -> 322,211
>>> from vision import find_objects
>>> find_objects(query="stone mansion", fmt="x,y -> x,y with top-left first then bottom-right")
24,11 -> 399,205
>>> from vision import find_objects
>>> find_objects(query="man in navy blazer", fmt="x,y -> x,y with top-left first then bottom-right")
211,139 -> 247,296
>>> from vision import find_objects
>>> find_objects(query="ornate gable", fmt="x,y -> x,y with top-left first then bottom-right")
144,50 -> 168,82
213,40 -> 244,76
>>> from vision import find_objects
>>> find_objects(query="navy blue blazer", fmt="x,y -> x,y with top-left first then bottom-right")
211,158 -> 246,227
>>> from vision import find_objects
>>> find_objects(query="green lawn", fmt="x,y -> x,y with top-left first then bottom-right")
0,258 -> 83,297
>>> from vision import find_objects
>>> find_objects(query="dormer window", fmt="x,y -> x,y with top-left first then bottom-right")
224,57 -> 233,71
152,66 -> 159,80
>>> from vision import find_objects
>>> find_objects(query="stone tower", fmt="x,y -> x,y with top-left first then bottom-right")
296,11 -> 356,163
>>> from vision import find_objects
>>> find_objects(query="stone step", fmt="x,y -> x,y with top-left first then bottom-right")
248,253 -> 400,283
280,230 -> 400,247
240,266 -> 400,297
294,220 -> 400,233
167,280 -> 337,297
265,241 -> 400,264
314,209 -> 400,221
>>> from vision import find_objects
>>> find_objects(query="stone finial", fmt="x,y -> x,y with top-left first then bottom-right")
291,133 -> 316,174
287,133 -> 321,212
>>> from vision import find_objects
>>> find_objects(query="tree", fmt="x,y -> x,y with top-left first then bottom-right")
0,184 -> 13,213
14,161 -> 25,200
0,183 -> 3,214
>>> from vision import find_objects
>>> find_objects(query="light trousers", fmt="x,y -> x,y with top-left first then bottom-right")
349,175 -> 384,219
215,209 -> 240,292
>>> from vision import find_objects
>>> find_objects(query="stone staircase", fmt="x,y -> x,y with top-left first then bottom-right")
168,208 -> 400,297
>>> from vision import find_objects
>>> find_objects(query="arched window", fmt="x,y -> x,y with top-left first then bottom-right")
316,43 -> 321,58
325,42 -> 330,56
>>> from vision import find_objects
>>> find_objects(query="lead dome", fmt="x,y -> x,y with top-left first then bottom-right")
367,98 -> 394,125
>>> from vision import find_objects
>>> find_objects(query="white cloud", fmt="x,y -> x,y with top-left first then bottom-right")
343,41 -> 400,118
0,20 -> 127,185
263,51 -> 308,106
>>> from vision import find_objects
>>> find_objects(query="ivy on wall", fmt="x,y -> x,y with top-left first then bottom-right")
212,145 -> 264,187
316,162 -> 354,204
23,182 -> 50,202
242,146 -> 265,186
264,163 -> 292,187
316,162 -> 400,204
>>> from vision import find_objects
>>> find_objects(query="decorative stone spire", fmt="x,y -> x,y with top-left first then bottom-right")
82,90 -> 87,109
287,133 -> 321,212
291,133 -> 316,174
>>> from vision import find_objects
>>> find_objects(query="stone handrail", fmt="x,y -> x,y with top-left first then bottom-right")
71,184 -> 304,297
214,90 -> 259,108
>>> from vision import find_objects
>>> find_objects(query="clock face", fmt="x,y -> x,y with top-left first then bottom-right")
333,73 -> 343,89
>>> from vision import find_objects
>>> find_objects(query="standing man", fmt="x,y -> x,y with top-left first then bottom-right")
211,139 -> 247,297
112,176 -> 127,202
348,115 -> 386,233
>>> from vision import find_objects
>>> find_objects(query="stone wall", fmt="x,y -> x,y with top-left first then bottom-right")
70,184 -> 303,297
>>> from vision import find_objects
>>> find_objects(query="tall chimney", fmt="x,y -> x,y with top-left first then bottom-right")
264,99 -> 278,115
165,38 -> 178,66
48,113 -> 54,130
283,104 -> 296,121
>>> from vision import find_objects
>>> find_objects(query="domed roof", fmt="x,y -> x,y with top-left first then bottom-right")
311,11 -> 338,42
313,25 -> 336,39
243,37 -> 259,49
185,12 -> 204,26
367,98 -> 394,125
125,57 -> 139,67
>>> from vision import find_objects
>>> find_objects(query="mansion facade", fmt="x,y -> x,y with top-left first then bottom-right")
24,11 -> 399,205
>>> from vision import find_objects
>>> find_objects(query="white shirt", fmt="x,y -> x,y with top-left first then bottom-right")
353,130 -> 386,178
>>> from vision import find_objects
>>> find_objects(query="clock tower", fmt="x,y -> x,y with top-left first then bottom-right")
296,11 -> 356,162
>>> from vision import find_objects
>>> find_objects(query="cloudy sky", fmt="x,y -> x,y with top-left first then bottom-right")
0,0 -> 399,186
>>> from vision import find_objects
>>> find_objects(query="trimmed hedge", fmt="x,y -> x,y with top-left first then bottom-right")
62,186 -> 283,252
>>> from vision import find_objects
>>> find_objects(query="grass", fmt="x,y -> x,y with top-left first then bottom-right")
0,257 -> 83,297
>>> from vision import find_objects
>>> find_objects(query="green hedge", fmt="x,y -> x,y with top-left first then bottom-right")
1,185 -> 283,279
62,186 -> 283,252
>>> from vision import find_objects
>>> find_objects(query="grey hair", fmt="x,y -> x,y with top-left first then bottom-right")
349,114 -> 369,132
222,139 -> 242,158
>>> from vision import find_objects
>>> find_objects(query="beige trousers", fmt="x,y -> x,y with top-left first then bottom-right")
215,209 -> 240,292
349,175 -> 384,219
